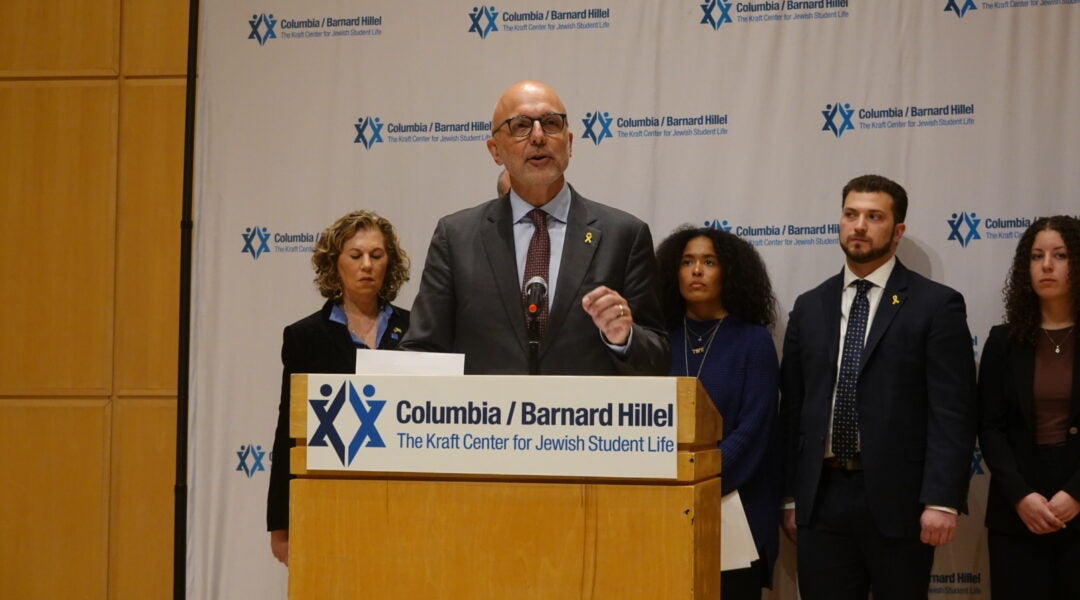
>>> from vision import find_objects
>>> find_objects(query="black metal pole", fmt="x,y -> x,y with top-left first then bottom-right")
528,339 -> 540,375
175,0 -> 201,597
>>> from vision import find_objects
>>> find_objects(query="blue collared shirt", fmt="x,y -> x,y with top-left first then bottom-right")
329,302 -> 395,348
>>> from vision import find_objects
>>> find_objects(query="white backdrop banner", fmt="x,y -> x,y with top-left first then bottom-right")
190,1 -> 1079,597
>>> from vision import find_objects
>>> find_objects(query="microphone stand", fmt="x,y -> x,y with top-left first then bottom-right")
527,312 -> 540,375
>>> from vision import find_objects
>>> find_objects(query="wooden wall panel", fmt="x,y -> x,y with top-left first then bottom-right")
108,398 -> 176,599
0,82 -> 118,395
0,0 -> 120,76
0,400 -> 110,600
115,80 -> 184,394
122,0 -> 189,75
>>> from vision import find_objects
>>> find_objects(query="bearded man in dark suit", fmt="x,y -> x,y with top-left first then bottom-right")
780,174 -> 978,599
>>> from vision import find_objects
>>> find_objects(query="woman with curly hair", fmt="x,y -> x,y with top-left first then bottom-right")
267,210 -> 411,566
978,215 -> 1080,599
655,225 -> 781,598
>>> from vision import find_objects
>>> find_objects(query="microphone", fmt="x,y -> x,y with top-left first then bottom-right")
525,276 -> 548,317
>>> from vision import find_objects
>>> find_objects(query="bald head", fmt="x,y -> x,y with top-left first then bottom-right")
491,81 -> 567,130
486,80 -> 573,207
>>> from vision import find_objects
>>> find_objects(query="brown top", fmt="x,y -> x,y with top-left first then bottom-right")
1033,326 -> 1075,446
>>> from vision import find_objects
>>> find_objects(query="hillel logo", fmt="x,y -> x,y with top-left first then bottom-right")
353,116 -> 384,149
947,211 -> 981,247
235,443 -> 267,478
700,0 -> 733,31
468,5 -> 500,39
945,0 -> 978,18
309,382 -> 386,466
582,110 -> 613,146
970,447 -> 986,476
822,102 -> 855,138
704,219 -> 733,232
248,13 -> 278,46
241,226 -> 271,260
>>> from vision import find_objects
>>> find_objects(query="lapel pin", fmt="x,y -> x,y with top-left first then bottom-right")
584,232 -> 594,244
891,295 -> 900,305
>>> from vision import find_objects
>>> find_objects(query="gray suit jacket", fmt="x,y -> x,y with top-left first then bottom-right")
400,186 -> 670,375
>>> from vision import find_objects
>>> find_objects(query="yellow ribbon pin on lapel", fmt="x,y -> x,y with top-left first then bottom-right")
584,232 -> 593,244
891,295 -> 900,305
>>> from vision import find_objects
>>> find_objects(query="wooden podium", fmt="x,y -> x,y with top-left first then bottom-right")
288,375 -> 722,599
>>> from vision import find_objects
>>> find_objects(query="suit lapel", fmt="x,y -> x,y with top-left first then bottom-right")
545,189 -> 599,348
1016,342 -> 1037,430
479,199 -> 530,350
323,306 -> 358,364
821,272 -> 844,383
1070,339 -> 1080,423
859,261 -> 909,372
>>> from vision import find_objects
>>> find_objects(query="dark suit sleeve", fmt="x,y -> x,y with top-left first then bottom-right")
919,290 -> 978,511
779,297 -> 806,500
1064,449 -> 1080,503
399,219 -> 456,353
267,326 -> 298,532
977,327 -> 1035,506
617,221 -> 670,375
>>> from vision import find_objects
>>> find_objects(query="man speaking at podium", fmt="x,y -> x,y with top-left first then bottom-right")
401,81 -> 669,376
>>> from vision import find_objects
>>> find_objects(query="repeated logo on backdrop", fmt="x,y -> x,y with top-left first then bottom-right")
945,212 -> 1032,248
700,0 -> 734,29
246,10 -> 383,44
235,443 -> 267,478
467,6 -> 500,38
699,0 -> 852,30
354,116 -> 384,149
946,212 -> 983,248
241,226 -> 271,259
821,102 -> 856,138
704,217 -> 839,248
582,110 -> 614,145
240,225 -> 318,259
945,0 -> 1074,18
944,0 -> 978,17
945,212 -> 1080,248
467,6 -> 613,38
704,219 -> 734,232
352,114 -> 489,148
820,100 -> 976,138
579,108 -> 730,145
970,447 -> 986,476
248,14 -> 278,45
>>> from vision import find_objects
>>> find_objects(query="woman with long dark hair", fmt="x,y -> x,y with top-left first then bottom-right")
979,215 -> 1080,598
655,225 -> 781,598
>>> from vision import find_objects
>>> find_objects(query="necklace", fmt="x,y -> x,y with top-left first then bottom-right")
345,308 -> 378,345
683,316 -> 723,378
1043,326 -> 1075,354
684,316 -> 723,347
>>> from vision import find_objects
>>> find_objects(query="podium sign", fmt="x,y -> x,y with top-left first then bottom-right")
301,375 -> 679,479
289,376 -> 723,599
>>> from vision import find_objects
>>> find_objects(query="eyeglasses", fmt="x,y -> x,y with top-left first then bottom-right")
492,113 -> 568,138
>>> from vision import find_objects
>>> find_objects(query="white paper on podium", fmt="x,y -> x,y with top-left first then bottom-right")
721,490 -> 758,571
355,349 -> 465,375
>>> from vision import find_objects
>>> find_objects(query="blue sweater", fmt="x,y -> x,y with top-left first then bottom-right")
669,315 -> 781,576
